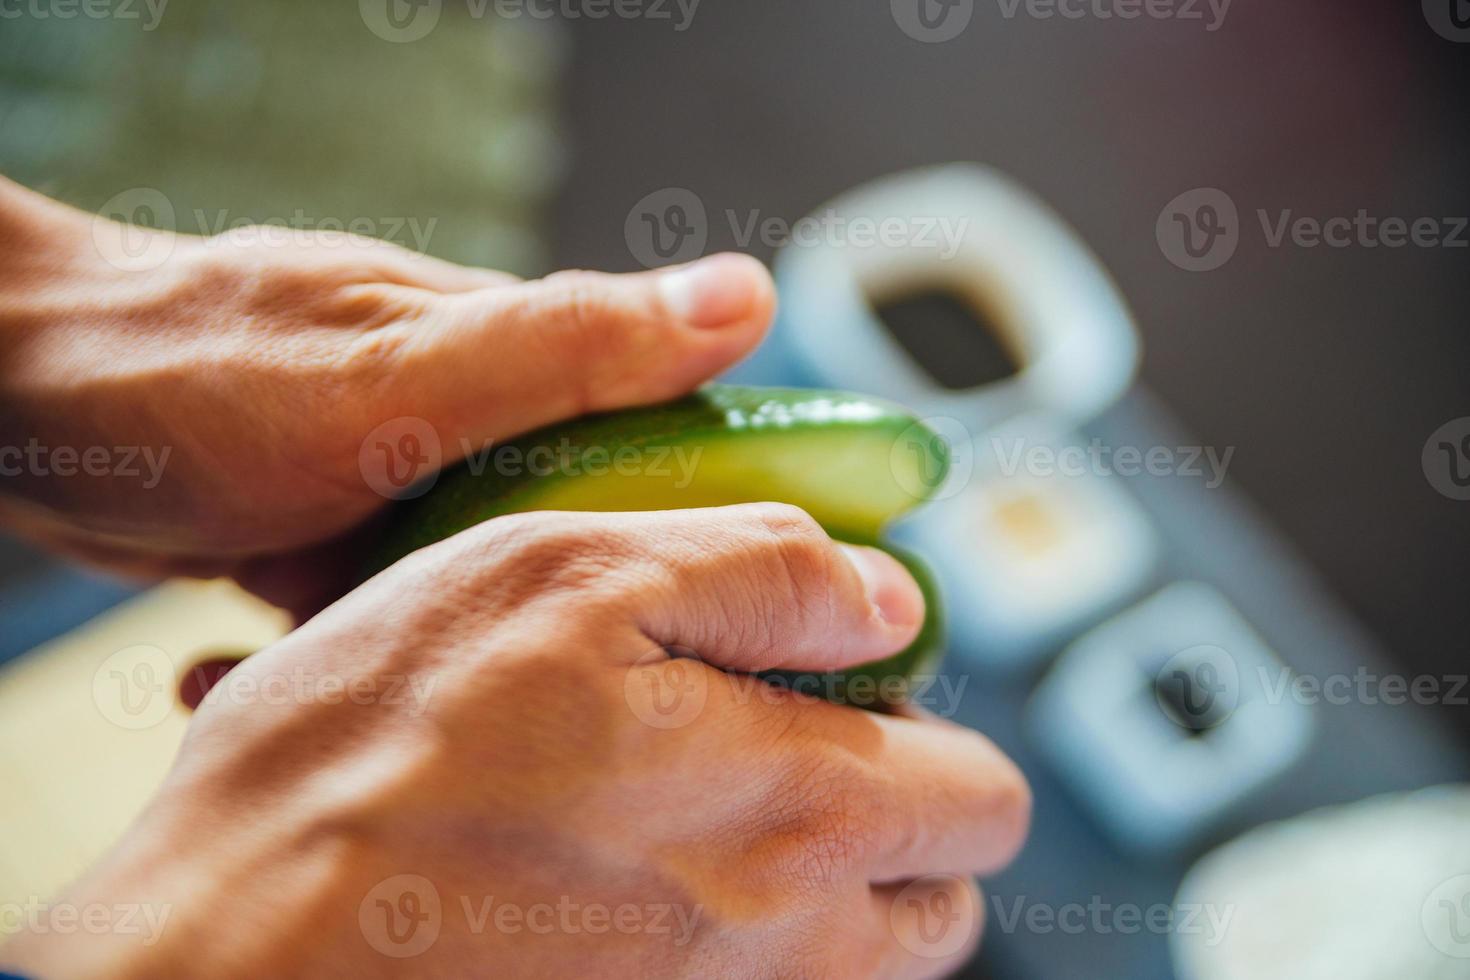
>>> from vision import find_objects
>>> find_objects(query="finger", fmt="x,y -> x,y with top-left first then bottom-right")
870,875 -> 985,978
283,229 -> 521,292
565,502 -> 925,674
855,712 -> 1031,881
710,687 -> 1029,882
385,253 -> 775,445
373,251 -> 521,293
430,503 -> 922,673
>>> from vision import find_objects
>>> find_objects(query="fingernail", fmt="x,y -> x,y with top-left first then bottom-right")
839,544 -> 924,630
658,253 -> 764,329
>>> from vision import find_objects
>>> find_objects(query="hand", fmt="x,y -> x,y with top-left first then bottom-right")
3,504 -> 1030,979
0,177 -> 773,613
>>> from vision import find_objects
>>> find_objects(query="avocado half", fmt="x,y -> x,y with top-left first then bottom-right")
371,384 -> 950,707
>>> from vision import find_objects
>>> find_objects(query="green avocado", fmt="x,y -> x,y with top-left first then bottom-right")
371,384 -> 950,708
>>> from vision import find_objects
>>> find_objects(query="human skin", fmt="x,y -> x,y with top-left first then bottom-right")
0,178 -> 1030,978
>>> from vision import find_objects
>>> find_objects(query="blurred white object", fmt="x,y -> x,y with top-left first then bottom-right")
773,164 -> 1148,659
774,163 -> 1140,433
1027,583 -> 1315,855
896,415 -> 1158,666
1173,786 -> 1470,980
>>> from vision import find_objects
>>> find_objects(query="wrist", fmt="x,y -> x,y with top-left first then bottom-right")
2,786 -> 345,980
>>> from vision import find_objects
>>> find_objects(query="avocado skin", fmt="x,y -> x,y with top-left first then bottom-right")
367,384 -> 949,707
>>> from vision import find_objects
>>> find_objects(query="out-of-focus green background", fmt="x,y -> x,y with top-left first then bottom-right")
0,1 -> 563,273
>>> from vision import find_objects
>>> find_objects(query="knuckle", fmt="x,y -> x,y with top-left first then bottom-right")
543,271 -> 620,336
745,501 -> 825,541
745,503 -> 838,620
515,273 -> 655,410
544,271 -> 661,354
332,322 -> 414,384
445,513 -> 642,608
762,753 -> 878,886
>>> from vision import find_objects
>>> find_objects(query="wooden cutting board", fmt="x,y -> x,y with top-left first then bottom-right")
0,581 -> 289,913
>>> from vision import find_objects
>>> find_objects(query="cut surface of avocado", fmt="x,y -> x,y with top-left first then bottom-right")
371,385 -> 950,704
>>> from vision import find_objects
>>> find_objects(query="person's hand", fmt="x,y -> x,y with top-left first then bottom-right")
3,505 -> 1030,979
0,177 -> 773,613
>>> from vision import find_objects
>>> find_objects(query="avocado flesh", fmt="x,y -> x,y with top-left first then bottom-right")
373,385 -> 949,705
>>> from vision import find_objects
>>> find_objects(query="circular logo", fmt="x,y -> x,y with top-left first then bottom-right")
892,416 -> 973,502
360,0 -> 443,42
92,188 -> 177,272
1423,0 -> 1470,42
92,644 -> 176,730
360,874 -> 442,957
890,0 -> 974,43
1156,187 -> 1239,272
889,875 -> 978,959
359,417 -> 443,500
625,188 -> 708,269
623,646 -> 709,730
1154,644 -> 1240,732
1422,417 -> 1470,501
1422,874 -> 1470,958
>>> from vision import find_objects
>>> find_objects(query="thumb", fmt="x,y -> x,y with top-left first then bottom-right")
396,252 -> 775,446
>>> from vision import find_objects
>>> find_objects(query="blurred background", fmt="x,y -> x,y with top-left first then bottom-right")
1,1 -> 1468,977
